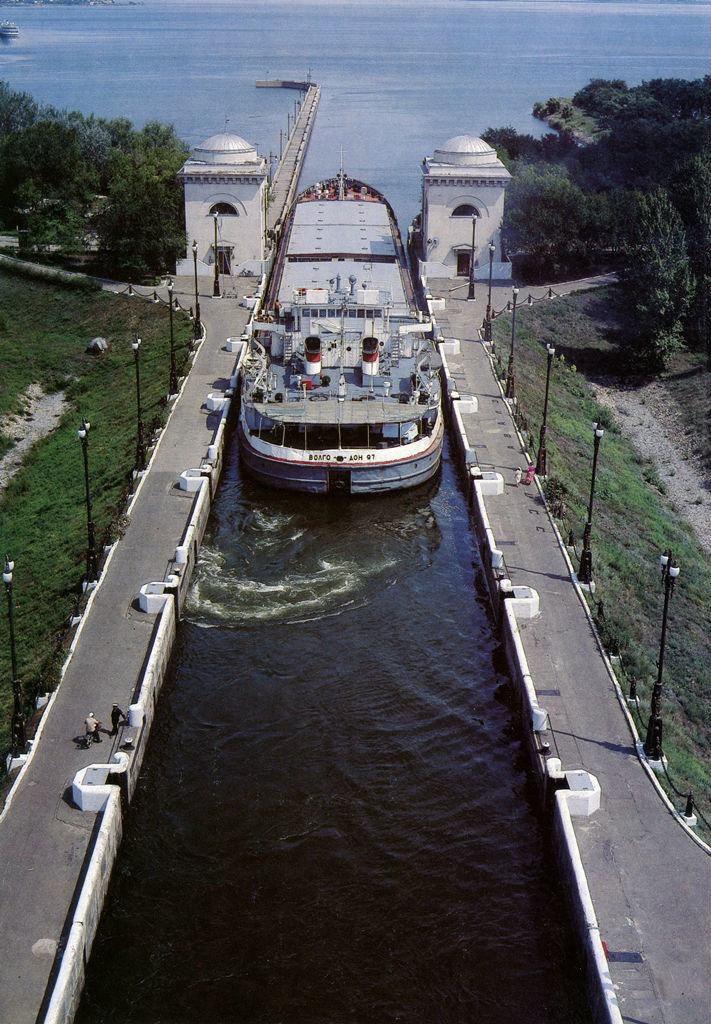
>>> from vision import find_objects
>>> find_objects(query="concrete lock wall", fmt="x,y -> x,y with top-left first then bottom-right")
42,336 -> 242,1021
436,332 -> 623,1024
43,793 -> 123,1024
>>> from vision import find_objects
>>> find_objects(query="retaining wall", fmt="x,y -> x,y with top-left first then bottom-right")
438,340 -> 623,1024
43,793 -> 123,1024
38,337 -> 241,1024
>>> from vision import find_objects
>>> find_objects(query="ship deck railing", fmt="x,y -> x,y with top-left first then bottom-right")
250,397 -> 437,425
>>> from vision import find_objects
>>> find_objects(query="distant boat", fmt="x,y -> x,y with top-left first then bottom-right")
0,22 -> 19,38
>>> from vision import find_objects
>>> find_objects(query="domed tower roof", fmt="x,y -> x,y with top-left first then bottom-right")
433,135 -> 497,167
192,132 -> 258,165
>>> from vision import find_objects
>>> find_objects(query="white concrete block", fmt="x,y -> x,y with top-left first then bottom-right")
563,770 -> 601,816
179,468 -> 204,492
457,395 -> 478,414
439,339 -> 461,356
206,392 -> 227,411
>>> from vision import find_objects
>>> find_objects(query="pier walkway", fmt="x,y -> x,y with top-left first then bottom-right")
267,83 -> 320,235
431,275 -> 710,1024
0,279 -> 256,1024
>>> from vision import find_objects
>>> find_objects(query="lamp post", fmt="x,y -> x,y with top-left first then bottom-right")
191,240 -> 201,340
3,556 -> 26,759
77,418 -> 98,581
167,280 -> 178,396
131,337 -> 146,471
535,343 -> 555,477
212,215 -> 220,297
505,286 -> 519,399
484,241 -> 495,345
577,423 -> 604,585
643,552 -> 680,762
467,214 -> 477,300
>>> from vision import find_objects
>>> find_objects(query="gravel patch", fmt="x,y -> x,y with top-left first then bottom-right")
591,379 -> 711,557
0,384 -> 69,494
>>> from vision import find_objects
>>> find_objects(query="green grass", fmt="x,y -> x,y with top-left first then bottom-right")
532,97 -> 601,141
492,287 -> 711,837
0,270 -> 193,759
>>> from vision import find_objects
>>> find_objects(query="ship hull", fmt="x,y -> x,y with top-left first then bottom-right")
238,418 -> 443,496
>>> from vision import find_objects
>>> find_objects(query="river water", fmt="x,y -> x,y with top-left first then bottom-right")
76,441 -> 593,1024
3,2 -> 707,1020
1,1 -> 709,230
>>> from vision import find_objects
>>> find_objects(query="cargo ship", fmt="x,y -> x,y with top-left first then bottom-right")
237,172 -> 443,495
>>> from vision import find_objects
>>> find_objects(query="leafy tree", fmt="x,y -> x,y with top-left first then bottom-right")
0,80 -> 38,134
481,126 -> 542,165
572,79 -> 629,123
619,190 -> 693,369
502,163 -> 591,277
94,126 -> 188,279
0,119 -> 95,229
669,151 -> 711,354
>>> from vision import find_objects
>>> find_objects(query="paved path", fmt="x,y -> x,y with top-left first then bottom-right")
430,275 -> 711,1024
0,278 -> 255,1024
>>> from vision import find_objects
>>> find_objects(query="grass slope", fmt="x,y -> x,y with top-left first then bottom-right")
491,286 -> 711,836
0,269 -> 193,759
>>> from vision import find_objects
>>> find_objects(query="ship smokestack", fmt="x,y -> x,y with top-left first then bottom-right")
361,336 -> 379,379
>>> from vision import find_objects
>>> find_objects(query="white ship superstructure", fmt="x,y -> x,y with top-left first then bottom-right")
238,174 -> 443,495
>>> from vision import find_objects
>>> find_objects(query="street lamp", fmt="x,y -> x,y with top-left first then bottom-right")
3,556 -> 26,759
77,418 -> 98,581
131,337 -> 146,471
467,214 -> 477,300
505,286 -> 519,399
212,215 -> 220,297
167,280 -> 178,396
577,423 -> 604,585
643,552 -> 680,761
191,240 -> 201,339
484,241 -> 495,345
535,343 -> 556,477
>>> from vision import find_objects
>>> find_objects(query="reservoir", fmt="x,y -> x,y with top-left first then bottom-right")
76,440 -> 591,1023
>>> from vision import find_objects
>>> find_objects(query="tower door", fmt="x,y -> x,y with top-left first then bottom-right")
456,252 -> 471,277
216,246 -> 232,275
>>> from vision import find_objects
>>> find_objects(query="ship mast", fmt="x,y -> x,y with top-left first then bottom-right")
338,145 -> 345,200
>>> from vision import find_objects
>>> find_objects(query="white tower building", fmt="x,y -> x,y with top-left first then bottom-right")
419,134 -> 511,282
176,132 -> 269,279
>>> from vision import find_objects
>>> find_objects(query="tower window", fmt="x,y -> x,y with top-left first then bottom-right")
209,202 -> 238,216
451,204 -> 480,218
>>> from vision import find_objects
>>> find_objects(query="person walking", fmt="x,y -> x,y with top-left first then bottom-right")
514,467 -> 522,487
84,712 -> 101,745
109,703 -> 127,736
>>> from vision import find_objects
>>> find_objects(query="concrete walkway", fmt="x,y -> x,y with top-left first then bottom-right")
0,278 -> 255,1024
431,275 -> 711,1024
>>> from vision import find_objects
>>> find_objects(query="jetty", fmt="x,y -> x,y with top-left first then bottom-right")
428,275 -> 711,1024
256,78 -> 311,91
267,82 -> 320,236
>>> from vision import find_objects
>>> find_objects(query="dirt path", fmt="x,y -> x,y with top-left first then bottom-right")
592,378 -> 711,556
0,384 -> 69,494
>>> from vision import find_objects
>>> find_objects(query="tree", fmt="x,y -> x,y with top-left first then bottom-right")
94,128 -> 188,279
619,190 -> 693,369
669,152 -> 711,354
0,80 -> 38,135
502,163 -> 590,277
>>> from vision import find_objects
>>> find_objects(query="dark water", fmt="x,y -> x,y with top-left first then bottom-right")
76,439 -> 590,1023
1,1 -> 709,229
